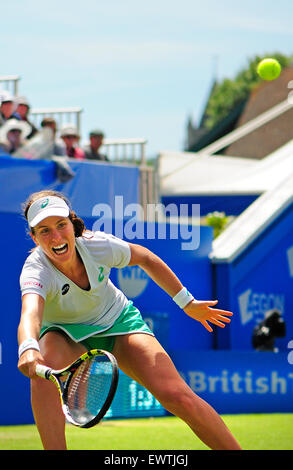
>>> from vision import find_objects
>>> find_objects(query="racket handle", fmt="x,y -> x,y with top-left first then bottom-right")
36,364 -> 52,380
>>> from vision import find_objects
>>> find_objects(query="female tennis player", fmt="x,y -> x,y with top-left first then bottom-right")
17,190 -> 242,450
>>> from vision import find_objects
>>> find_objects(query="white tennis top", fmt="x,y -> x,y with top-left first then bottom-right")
19,231 -> 131,328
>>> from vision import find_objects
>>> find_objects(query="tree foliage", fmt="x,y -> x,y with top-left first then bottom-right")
204,53 -> 293,130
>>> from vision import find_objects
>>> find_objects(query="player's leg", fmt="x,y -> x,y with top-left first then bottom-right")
112,333 -> 242,450
30,331 -> 87,450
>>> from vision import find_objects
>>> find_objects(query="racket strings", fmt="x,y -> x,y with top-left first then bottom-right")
65,356 -> 114,425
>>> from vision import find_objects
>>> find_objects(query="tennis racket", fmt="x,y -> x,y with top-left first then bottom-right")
35,349 -> 118,428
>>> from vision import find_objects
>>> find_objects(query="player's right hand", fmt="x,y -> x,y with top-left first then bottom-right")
18,349 -> 44,378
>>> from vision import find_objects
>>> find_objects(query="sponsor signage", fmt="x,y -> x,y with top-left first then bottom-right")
238,289 -> 285,326
117,266 -> 149,299
171,350 -> 293,414
214,211 -> 293,351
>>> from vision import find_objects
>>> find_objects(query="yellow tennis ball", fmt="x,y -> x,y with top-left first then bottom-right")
257,58 -> 281,81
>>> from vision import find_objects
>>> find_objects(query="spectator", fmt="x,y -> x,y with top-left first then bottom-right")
60,124 -> 85,160
15,96 -> 38,139
40,117 -> 66,156
0,92 -> 18,126
0,118 -> 32,155
83,129 -> 108,161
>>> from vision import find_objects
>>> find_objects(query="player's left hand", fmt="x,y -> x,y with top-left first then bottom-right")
183,300 -> 233,332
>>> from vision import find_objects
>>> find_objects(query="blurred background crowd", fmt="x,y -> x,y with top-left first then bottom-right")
0,90 -> 108,162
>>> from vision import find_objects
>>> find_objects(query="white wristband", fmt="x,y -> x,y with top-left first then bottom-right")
18,338 -> 40,358
173,287 -> 195,309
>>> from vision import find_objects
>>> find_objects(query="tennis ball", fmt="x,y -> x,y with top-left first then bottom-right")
257,58 -> 281,81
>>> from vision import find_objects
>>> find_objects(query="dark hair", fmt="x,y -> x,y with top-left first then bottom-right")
22,190 -> 86,237
40,117 -> 57,127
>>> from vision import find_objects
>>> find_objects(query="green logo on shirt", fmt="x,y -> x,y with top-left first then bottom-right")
98,267 -> 104,282
41,198 -> 49,208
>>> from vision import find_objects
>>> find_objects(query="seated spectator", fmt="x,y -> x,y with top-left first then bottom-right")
60,123 -> 85,160
40,117 -> 66,156
0,92 -> 18,126
15,96 -> 38,139
83,129 -> 109,161
0,118 -> 32,155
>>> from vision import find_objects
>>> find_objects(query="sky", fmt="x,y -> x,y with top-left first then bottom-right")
1,0 -> 293,158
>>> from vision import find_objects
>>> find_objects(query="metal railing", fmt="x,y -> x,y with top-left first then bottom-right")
0,75 -> 20,96
30,107 -> 83,134
101,138 -> 158,214
139,163 -> 159,217
103,138 -> 147,165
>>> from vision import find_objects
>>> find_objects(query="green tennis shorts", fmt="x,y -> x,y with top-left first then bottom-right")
40,301 -> 154,352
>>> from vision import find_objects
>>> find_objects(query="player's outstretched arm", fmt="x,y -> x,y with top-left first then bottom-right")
128,243 -> 184,296
128,243 -> 233,332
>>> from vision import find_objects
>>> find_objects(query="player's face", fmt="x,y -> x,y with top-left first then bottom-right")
31,216 -> 76,266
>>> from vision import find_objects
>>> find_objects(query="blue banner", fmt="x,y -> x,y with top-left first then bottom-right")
214,204 -> 293,351
161,194 -> 259,216
0,156 -> 139,216
171,350 -> 293,414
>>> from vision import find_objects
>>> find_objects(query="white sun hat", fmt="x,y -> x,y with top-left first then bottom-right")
27,196 -> 70,228
0,118 -> 32,141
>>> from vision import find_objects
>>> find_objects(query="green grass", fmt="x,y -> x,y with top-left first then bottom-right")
1,414 -> 293,450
